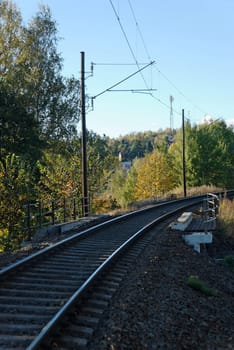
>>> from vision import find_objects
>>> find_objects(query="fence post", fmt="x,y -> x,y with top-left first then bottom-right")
81,197 -> 89,217
38,201 -> 42,228
73,198 -> 76,220
26,202 -> 31,241
63,197 -> 66,222
51,200 -> 55,225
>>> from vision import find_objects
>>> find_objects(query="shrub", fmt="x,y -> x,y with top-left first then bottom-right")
187,276 -> 218,296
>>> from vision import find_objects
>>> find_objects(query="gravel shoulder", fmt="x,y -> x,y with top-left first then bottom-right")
88,223 -> 234,350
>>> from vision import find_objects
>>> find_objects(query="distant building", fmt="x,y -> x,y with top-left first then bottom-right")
121,161 -> 132,170
118,152 -> 131,171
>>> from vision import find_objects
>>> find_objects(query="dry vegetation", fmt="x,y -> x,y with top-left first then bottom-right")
218,197 -> 234,239
171,185 -> 224,197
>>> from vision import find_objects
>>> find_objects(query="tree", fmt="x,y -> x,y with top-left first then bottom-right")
23,6 -> 80,139
196,120 -> 234,188
0,88 -> 43,163
168,121 -> 192,187
109,148 -> 177,208
134,150 -> 176,200
37,140 -> 82,201
86,131 -> 117,196
170,119 -> 234,188
0,1 -> 23,91
109,165 -> 136,208
0,154 -> 36,251
130,139 -> 145,159
37,132 -> 117,206
0,0 -> 80,140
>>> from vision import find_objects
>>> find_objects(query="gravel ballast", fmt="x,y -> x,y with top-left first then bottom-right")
0,216 -> 233,349
88,224 -> 234,350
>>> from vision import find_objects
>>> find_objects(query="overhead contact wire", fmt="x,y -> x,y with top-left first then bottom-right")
108,0 -> 150,90
127,0 -> 206,116
127,0 -> 151,61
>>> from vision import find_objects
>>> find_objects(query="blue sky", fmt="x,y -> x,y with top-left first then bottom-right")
16,0 -> 234,137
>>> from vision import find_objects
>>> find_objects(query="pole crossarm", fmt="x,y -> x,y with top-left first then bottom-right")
92,61 -> 155,101
108,89 -> 157,93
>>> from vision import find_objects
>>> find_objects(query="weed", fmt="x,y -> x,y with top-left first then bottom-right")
187,276 -> 218,296
224,255 -> 234,271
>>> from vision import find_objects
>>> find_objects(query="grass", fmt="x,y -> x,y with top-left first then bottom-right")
96,186 -> 224,215
187,276 -> 218,296
218,197 -> 234,239
127,186 -> 223,212
170,185 -> 224,198
224,255 -> 234,271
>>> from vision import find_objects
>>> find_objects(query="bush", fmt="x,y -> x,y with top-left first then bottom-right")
187,276 -> 218,296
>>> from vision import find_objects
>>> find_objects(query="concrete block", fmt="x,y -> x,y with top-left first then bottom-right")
60,222 -> 80,233
183,232 -> 213,253
171,212 -> 193,231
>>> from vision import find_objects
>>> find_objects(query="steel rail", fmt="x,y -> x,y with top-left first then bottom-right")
26,199 -> 202,350
0,195 -> 204,280
0,192 -> 231,349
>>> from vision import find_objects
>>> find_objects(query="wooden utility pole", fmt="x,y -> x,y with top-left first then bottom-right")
182,109 -> 187,197
80,51 -> 88,216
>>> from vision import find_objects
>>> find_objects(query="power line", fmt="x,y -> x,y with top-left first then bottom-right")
156,68 -> 207,115
108,0 -> 207,121
108,0 -> 150,90
127,0 -> 151,61
125,0 -> 207,117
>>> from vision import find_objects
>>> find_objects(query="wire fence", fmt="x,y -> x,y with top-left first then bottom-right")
16,191 -> 222,244
22,196 -> 90,240
202,193 -> 219,231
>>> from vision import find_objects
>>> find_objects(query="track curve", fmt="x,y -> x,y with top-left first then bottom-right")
0,196 -> 204,349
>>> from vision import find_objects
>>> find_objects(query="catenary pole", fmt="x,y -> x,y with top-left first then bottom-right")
80,51 -> 88,216
182,109 -> 187,197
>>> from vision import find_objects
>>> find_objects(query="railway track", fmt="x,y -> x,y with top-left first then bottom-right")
0,196 -> 209,349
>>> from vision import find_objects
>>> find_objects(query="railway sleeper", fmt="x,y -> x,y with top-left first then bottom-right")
9,275 -> 86,285
81,306 -> 104,316
0,334 -> 35,349
0,288 -> 71,298
0,303 -> 57,315
34,262 -> 100,271
106,274 -> 123,283
0,323 -> 41,334
99,280 -> 119,288
54,335 -> 88,349
95,285 -> 117,294
26,266 -> 89,274
75,314 -> 99,327
87,298 -> 109,308
1,281 -> 77,292
17,269 -> 92,279
0,295 -> 67,306
0,312 -> 49,323
110,268 -> 129,277
91,291 -> 112,301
